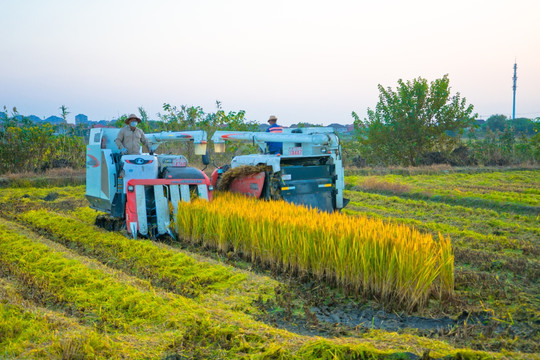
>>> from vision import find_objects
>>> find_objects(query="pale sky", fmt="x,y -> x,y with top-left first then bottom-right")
2,0 -> 539,126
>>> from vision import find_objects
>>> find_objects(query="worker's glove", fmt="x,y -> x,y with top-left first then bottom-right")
120,148 -> 128,154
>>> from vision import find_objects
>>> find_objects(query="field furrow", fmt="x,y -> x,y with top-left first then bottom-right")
1,215 -> 505,359
346,170 -> 540,215
0,218 -> 301,358
0,275 -> 169,359
343,193 -> 539,257
17,208 -> 277,314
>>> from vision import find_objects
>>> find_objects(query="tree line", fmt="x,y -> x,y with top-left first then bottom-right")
0,102 -> 259,174
348,75 -> 539,167
0,106 -> 86,174
2,78 -> 539,175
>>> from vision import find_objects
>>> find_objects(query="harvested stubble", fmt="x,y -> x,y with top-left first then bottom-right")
19,209 -> 274,313
176,192 -> 454,312
0,221 -> 303,358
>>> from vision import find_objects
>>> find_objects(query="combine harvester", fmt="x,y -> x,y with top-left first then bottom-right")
210,127 -> 348,212
85,128 -> 212,238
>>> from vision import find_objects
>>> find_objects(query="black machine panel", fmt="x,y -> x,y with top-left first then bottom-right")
280,164 -> 336,212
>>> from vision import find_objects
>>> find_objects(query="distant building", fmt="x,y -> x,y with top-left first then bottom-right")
75,114 -> 88,125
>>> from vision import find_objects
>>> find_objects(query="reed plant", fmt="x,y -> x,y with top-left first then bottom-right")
176,193 -> 454,311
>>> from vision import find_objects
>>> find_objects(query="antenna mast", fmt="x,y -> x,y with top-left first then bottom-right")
512,62 -> 517,120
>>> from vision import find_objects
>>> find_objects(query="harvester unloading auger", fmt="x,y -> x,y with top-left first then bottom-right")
85,128 -> 213,239
210,127 -> 348,212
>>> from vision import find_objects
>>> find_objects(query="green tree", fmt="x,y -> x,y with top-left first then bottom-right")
499,125 -> 516,159
59,105 -> 70,124
531,118 -> 540,161
485,114 -> 507,132
508,117 -> 536,136
355,75 -> 476,166
154,101 -> 259,163
0,109 -> 85,173
137,106 -> 151,133
58,105 -> 71,158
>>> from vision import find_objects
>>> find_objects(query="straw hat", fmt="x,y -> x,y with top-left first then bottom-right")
125,114 -> 142,124
267,115 -> 278,123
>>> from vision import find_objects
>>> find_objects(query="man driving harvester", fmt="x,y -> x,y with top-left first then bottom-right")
115,113 -> 149,155
266,115 -> 283,154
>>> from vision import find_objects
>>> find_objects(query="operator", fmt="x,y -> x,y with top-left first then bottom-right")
114,114 -> 149,155
266,115 -> 283,154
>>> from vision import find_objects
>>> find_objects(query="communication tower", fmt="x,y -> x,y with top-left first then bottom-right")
512,62 -> 517,120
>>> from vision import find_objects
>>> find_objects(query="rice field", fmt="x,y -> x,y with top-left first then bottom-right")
344,169 -> 539,354
0,168 -> 538,359
176,193 -> 454,312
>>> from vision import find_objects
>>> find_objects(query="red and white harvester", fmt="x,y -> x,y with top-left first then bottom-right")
210,127 -> 347,212
85,128 -> 212,238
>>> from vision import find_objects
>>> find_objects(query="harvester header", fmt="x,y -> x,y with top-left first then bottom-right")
210,127 -> 347,212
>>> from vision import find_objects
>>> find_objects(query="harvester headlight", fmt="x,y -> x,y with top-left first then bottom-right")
320,147 -> 327,154
208,186 -> 214,191
214,143 -> 226,153
194,143 -> 207,155
128,185 -> 134,192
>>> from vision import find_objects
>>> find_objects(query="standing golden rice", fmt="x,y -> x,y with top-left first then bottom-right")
176,192 -> 454,311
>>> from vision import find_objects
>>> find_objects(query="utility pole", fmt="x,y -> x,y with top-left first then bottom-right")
512,62 -> 517,120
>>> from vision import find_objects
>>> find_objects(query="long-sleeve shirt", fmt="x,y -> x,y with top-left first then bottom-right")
114,126 -> 148,155
266,123 -> 283,154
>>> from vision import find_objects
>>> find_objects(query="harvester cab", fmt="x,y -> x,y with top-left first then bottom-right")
85,128 -> 212,239
210,127 -> 348,212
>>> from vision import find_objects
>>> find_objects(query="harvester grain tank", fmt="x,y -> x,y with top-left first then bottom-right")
85,128 -> 212,238
210,127 -> 348,212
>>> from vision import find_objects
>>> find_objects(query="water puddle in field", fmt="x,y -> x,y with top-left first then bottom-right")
42,192 -> 59,201
259,290 -> 492,337
307,306 -> 487,332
